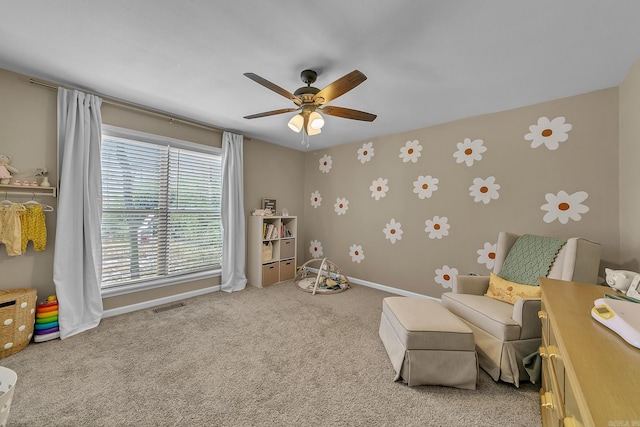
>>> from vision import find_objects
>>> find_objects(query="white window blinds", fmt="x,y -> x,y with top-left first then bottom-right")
101,129 -> 222,290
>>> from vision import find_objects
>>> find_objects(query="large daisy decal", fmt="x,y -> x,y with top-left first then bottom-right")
357,142 -> 375,164
334,197 -> 349,215
399,139 -> 423,163
309,240 -> 324,258
383,218 -> 403,244
310,190 -> 322,208
541,190 -> 589,224
349,244 -> 365,263
453,138 -> 487,167
477,241 -> 497,270
319,154 -> 332,173
469,176 -> 500,204
524,116 -> 572,150
435,265 -> 459,289
424,216 -> 450,239
370,178 -> 389,201
413,175 -> 439,199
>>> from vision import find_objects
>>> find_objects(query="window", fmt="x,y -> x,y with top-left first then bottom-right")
100,126 -> 222,294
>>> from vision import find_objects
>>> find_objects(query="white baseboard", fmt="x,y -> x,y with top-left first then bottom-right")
306,267 -> 439,301
102,271 -> 438,319
102,285 -> 221,318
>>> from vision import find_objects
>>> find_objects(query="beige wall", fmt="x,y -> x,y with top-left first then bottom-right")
303,89 -> 620,297
1,62 -> 637,305
619,57 -> 640,271
0,69 -> 58,299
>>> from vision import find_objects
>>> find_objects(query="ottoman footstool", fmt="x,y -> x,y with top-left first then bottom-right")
379,297 -> 478,390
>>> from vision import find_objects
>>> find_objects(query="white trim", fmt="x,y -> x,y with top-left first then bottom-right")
306,267 -> 439,301
102,285 -> 221,318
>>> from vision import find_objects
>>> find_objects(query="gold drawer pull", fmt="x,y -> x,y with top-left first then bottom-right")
539,345 -> 558,359
540,391 -> 554,409
538,310 -> 547,320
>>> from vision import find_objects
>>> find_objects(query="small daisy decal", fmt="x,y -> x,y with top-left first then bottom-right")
319,154 -> 332,173
357,142 -> 375,164
334,197 -> 349,215
399,139 -> 423,163
477,241 -> 497,270
524,116 -> 572,150
453,138 -> 487,166
309,240 -> 324,258
383,218 -> 403,244
413,175 -> 439,199
424,216 -> 450,239
435,265 -> 459,289
469,176 -> 500,204
310,190 -> 322,208
370,177 -> 389,201
349,244 -> 365,263
541,190 -> 589,224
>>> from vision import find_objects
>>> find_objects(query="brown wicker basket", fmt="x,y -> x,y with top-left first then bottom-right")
0,288 -> 37,359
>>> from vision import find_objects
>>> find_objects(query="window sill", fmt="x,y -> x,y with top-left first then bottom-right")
101,269 -> 222,298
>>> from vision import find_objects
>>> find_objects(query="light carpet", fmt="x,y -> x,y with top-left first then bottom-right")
2,282 -> 541,426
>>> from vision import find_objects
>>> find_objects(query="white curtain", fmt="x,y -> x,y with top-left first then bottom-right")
54,88 -> 104,339
221,132 -> 247,292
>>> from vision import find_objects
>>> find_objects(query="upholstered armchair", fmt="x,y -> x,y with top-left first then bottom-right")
441,232 -> 601,386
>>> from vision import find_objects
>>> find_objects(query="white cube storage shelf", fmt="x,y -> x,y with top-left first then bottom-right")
247,216 -> 297,287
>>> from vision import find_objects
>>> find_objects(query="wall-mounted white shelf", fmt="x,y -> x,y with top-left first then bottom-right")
0,184 -> 57,198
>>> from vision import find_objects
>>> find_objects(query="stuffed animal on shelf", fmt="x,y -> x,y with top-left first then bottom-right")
0,154 -> 19,184
604,268 -> 639,292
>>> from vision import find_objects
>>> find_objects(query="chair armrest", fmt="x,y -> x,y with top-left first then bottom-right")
512,298 -> 542,339
454,275 -> 490,295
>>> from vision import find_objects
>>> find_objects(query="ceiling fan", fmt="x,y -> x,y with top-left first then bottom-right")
243,69 -> 377,137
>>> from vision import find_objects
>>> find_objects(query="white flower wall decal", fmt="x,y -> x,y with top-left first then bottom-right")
369,177 -> 389,200
349,244 -> 365,263
399,139 -> 423,163
453,138 -> 487,166
435,265 -> 459,289
383,218 -> 403,244
524,116 -> 572,150
424,216 -> 450,239
477,242 -> 497,270
541,190 -> 589,224
319,154 -> 332,173
357,142 -> 375,164
309,240 -> 323,258
334,197 -> 349,215
469,176 -> 500,204
310,191 -> 322,208
412,175 -> 439,199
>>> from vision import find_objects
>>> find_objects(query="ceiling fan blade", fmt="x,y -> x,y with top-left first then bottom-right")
244,108 -> 299,119
244,73 -> 302,106
320,106 -> 377,122
313,70 -> 367,105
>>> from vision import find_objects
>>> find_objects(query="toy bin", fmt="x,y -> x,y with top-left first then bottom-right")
0,288 -> 37,359
0,366 -> 17,427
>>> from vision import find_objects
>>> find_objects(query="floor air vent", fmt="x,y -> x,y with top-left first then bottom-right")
152,302 -> 185,314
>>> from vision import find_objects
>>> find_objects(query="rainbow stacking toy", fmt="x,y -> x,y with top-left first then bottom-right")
33,295 -> 60,343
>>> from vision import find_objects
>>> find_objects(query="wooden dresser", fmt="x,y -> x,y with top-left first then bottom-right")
539,278 -> 640,426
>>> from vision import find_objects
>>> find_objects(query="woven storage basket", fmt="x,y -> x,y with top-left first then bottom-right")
0,288 -> 37,359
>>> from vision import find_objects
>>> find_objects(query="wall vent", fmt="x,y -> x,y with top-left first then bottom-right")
152,302 -> 185,314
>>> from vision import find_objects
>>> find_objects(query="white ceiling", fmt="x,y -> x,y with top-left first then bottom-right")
2,1 -> 640,151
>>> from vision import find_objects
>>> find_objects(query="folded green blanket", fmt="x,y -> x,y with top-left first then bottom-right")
498,234 -> 567,286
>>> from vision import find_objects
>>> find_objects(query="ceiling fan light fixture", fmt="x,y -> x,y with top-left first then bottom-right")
309,111 -> 325,130
306,125 -> 321,136
287,114 -> 303,133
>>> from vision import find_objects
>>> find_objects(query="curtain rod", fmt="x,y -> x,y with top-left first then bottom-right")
28,77 -> 230,134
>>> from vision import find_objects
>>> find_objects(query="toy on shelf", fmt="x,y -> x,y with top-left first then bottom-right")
33,295 -> 60,343
295,258 -> 351,295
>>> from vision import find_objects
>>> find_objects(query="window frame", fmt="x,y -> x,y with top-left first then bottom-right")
100,125 -> 222,298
